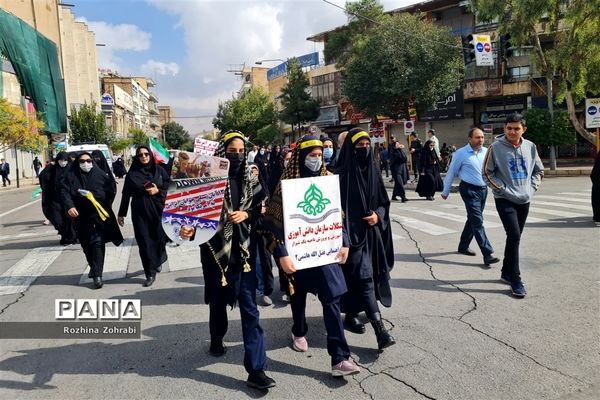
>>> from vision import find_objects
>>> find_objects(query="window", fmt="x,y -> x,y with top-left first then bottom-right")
508,66 -> 530,79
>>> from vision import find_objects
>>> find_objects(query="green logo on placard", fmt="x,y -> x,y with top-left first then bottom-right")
297,184 -> 331,216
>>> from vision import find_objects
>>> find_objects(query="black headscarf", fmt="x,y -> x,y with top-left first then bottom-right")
91,150 -> 111,175
420,140 -> 437,171
53,151 -> 70,187
125,146 -> 159,188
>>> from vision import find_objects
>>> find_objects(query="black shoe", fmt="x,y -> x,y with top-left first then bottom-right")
143,275 -> 155,287
401,198 -> 408,203
88,271 -> 93,278
209,340 -> 226,357
391,196 -> 399,201
483,255 -> 500,266
458,248 -> 477,256
247,371 -> 276,390
370,312 -> 395,352
344,314 -> 366,334
426,196 -> 434,201
93,277 -> 103,289
156,264 -> 162,273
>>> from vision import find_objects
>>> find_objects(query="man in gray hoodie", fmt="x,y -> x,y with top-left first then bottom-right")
482,113 -> 544,298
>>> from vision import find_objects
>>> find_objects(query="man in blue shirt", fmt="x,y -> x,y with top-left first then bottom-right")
442,128 -> 499,266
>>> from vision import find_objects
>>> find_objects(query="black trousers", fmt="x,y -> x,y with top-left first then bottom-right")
1,172 -> 10,186
291,289 -> 350,365
80,228 -> 105,278
592,182 -> 600,222
342,247 -> 380,317
495,198 -> 530,282
209,269 -> 267,373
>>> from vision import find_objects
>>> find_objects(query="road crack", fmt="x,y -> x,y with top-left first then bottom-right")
394,219 -> 588,386
0,291 -> 25,315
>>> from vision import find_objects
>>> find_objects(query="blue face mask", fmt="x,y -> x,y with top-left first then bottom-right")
323,147 -> 334,161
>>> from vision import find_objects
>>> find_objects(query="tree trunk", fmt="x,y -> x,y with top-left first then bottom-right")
547,76 -> 556,171
564,90 -> 595,144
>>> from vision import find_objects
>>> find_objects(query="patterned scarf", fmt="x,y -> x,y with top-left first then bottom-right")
203,131 -> 263,286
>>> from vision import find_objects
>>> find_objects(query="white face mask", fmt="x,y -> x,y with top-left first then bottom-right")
260,149 -> 265,155
79,163 -> 93,173
304,156 -> 322,172
58,160 -> 68,168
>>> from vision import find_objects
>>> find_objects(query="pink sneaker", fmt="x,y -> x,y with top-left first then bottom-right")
292,335 -> 308,352
332,359 -> 360,377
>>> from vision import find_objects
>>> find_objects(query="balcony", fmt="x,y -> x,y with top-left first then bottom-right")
148,91 -> 158,102
148,103 -> 159,115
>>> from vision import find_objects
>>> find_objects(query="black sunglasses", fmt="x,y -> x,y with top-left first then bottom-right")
138,152 -> 150,157
79,159 -> 92,164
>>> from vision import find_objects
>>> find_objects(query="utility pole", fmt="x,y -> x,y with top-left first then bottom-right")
547,74 -> 557,170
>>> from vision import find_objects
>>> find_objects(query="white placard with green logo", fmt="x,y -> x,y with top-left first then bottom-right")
281,175 -> 343,270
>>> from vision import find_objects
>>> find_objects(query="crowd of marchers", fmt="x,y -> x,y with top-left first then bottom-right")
35,113 -> 600,391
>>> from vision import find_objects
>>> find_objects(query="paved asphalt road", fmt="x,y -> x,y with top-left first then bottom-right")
0,175 -> 598,399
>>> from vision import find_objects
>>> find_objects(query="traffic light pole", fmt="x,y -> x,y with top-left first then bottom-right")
547,74 -> 557,170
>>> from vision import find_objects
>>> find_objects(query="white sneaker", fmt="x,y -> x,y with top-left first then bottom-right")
257,294 -> 272,306
292,335 -> 308,352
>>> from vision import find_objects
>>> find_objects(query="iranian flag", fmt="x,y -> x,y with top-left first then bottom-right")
149,137 -> 170,164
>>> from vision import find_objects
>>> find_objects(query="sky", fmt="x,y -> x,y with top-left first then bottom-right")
71,0 -> 421,135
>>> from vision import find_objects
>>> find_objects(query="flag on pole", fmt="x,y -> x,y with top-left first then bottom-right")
149,137 -> 170,164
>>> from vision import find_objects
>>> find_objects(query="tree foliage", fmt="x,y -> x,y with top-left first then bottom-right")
162,121 -> 190,149
472,0 -> 600,144
110,138 -> 132,154
69,102 -> 113,145
0,98 -> 47,153
279,58 -> 320,133
341,12 -> 463,117
523,108 -> 576,147
129,128 -> 148,147
212,87 -> 280,144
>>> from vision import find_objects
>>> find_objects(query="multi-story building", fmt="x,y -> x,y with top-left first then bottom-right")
158,105 -> 176,126
238,66 -> 269,98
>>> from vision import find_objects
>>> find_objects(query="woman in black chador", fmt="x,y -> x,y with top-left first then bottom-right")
61,152 -> 123,289
117,146 -> 170,287
179,131 -> 275,391
262,135 -> 360,377
415,140 -> 443,200
40,152 -> 77,245
91,150 -> 117,203
335,127 -> 396,352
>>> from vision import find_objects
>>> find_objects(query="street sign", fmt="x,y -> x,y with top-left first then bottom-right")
403,121 -> 414,135
585,98 -> 600,129
474,35 -> 494,67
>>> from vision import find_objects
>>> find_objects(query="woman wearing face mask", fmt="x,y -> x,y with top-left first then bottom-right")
268,145 -> 281,176
117,146 -> 170,287
335,127 -> 395,353
322,137 -> 336,173
253,146 -> 270,185
61,152 -> 123,289
180,131 -> 275,391
39,152 -> 77,245
262,135 -> 360,377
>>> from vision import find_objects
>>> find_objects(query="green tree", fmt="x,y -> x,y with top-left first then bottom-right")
213,88 -> 280,143
0,98 -> 47,153
279,58 -> 320,141
129,128 -> 148,147
162,121 -> 190,149
341,12 -> 463,118
110,138 -> 132,154
69,102 -> 112,145
472,0 -> 600,145
523,108 -> 576,149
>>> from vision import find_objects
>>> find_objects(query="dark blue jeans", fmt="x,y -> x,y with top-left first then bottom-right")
494,198 -> 530,283
458,181 -> 494,257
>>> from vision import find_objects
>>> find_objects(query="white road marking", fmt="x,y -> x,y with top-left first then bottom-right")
535,195 -> 589,204
533,201 -> 590,211
0,229 -> 56,241
558,192 -> 591,197
401,206 -> 502,229
528,207 -> 586,218
0,246 -> 63,295
392,233 -> 404,240
79,238 -> 133,284
0,199 -> 41,219
390,214 -> 457,236
166,244 -> 201,271
482,209 -> 547,224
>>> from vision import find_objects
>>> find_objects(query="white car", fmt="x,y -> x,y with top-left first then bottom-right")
66,144 -> 114,172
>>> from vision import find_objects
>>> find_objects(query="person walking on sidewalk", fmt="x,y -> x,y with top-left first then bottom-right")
389,141 -> 409,202
408,132 -> 422,183
1,158 -> 10,186
442,128 -> 499,267
591,152 -> 600,226
33,156 -> 42,178
482,113 -> 544,298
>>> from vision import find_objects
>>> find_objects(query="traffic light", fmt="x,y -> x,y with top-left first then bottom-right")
499,34 -> 513,59
461,34 -> 476,64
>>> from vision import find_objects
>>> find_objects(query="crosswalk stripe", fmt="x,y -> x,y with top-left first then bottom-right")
401,206 -> 502,229
0,246 -> 64,295
481,209 -> 547,224
528,207 -> 586,218
390,214 -> 457,235
165,244 -> 201,271
535,195 -> 589,204
0,229 -> 56,241
392,233 -> 404,240
533,201 -> 590,211
558,192 -> 591,197
79,238 -> 134,284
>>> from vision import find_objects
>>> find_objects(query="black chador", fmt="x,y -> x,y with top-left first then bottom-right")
118,146 -> 169,286
415,140 -> 443,200
336,128 -> 396,352
262,135 -> 359,376
61,152 -> 123,289
40,152 -> 77,245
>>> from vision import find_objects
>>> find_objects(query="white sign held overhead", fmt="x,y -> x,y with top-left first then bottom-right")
585,98 -> 600,129
281,175 -> 343,271
475,35 -> 494,67
193,137 -> 219,155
